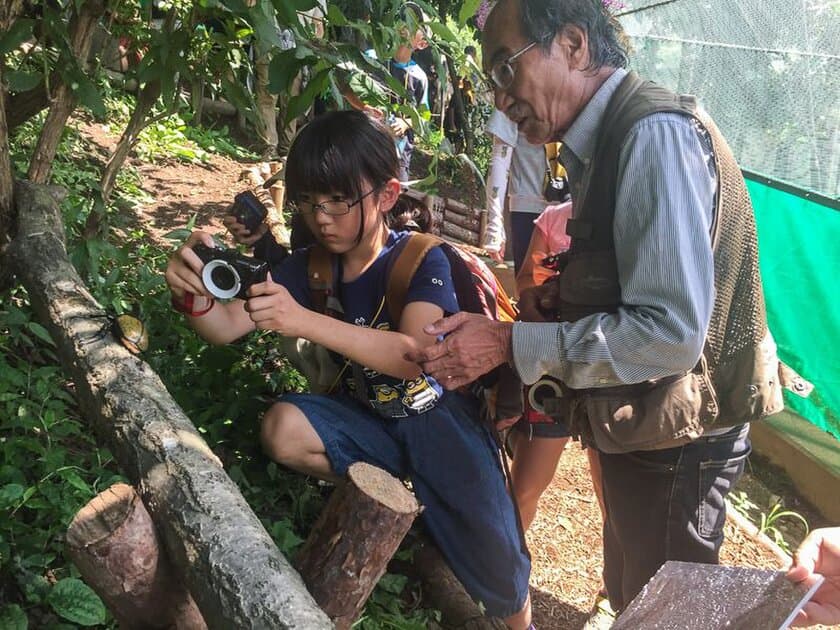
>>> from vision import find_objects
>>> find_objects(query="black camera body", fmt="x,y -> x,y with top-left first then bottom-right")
230,190 -> 268,232
193,243 -> 269,300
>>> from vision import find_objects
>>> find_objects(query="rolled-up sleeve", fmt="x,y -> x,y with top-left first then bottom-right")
512,113 -> 716,388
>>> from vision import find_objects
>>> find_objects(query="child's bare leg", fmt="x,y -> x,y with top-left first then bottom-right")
260,402 -> 340,482
504,592 -> 532,630
510,432 -> 570,530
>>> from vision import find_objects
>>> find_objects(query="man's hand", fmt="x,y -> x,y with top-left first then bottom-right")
389,117 -> 411,138
404,312 -> 513,389
787,527 -> 840,627
245,274 -> 307,337
223,213 -> 268,247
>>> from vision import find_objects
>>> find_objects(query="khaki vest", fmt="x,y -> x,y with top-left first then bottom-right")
548,72 -> 786,453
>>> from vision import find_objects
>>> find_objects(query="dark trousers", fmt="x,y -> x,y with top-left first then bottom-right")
510,211 -> 538,274
598,425 -> 751,612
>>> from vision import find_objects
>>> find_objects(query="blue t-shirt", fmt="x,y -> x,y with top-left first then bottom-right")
271,231 -> 459,418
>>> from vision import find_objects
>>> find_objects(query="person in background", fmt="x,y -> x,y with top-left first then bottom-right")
387,1 -> 430,181
788,527 -> 840,627
481,108 -> 551,272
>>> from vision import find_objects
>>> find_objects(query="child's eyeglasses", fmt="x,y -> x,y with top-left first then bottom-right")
484,41 -> 537,91
289,185 -> 383,216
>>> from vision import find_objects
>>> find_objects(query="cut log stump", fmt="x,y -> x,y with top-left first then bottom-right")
296,463 -> 421,630
66,483 -> 206,630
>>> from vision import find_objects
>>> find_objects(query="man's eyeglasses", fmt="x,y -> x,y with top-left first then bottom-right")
485,41 -> 537,91
288,185 -> 382,216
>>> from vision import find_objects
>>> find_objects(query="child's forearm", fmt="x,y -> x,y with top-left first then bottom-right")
299,312 -> 424,380
185,297 -> 256,345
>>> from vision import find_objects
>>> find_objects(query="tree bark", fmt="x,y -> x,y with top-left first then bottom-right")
296,462 -> 421,630
97,78 -> 162,204
0,0 -> 23,244
6,82 -> 49,131
0,65 -> 14,248
27,0 -> 106,184
67,483 -> 206,629
412,541 -> 508,630
6,181 -> 332,630
441,221 -> 479,246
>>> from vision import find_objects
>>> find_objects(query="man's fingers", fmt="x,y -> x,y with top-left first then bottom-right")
422,312 -> 467,337
405,345 -> 445,364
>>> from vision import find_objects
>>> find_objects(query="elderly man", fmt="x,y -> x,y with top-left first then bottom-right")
408,0 -> 787,613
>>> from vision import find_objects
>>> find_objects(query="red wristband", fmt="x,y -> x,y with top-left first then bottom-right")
171,292 -> 215,317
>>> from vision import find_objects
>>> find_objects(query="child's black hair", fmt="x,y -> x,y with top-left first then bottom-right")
285,110 -> 399,204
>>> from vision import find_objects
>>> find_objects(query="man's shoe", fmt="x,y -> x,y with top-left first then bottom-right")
581,591 -> 616,630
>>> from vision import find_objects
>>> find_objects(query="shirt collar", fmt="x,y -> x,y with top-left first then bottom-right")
561,67 -> 628,165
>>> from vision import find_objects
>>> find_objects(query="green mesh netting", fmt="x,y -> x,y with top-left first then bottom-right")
619,0 -> 839,199
618,1 -> 840,438
749,179 -> 840,440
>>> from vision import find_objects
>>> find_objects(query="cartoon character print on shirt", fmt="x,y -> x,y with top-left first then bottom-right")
401,375 -> 441,413
353,321 -> 442,417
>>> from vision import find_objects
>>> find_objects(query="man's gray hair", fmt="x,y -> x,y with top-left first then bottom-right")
520,0 -> 629,70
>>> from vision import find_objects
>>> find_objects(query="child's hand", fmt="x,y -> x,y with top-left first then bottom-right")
245,274 -> 307,336
495,416 -> 520,431
517,285 -> 553,322
223,213 -> 267,246
165,231 -> 215,300
389,117 -> 411,138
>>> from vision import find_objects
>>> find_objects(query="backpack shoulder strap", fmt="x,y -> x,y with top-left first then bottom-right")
307,244 -> 334,314
386,232 -> 442,324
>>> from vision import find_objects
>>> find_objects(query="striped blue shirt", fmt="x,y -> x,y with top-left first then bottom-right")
512,68 -> 718,389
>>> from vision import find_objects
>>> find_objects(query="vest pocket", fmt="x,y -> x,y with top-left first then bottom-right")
580,373 -> 705,454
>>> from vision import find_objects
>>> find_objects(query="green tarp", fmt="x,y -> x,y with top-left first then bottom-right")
750,178 -> 840,440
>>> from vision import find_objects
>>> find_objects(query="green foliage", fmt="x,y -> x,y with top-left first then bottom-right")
728,491 -> 810,554
47,579 -> 108,626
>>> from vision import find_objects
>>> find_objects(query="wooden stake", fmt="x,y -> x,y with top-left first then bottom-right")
296,463 -> 421,630
66,484 -> 206,630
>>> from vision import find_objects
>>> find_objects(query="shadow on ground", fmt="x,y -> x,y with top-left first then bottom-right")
530,586 -> 588,630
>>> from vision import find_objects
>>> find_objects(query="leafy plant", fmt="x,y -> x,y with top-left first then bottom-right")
728,491 -> 810,554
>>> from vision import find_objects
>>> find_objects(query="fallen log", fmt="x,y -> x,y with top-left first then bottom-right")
5,181 -> 331,630
443,197 -> 483,221
442,221 -> 480,246
67,483 -> 206,629
412,541 -> 508,630
296,463 -> 421,630
444,209 -> 482,233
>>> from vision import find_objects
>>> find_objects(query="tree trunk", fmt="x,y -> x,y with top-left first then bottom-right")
67,483 -> 206,629
296,462 -> 421,630
0,65 -> 14,247
445,55 -> 473,155
412,541 -> 508,630
6,82 -> 49,131
97,78 -> 162,204
5,181 -> 332,630
0,0 -> 23,244
27,0 -> 106,184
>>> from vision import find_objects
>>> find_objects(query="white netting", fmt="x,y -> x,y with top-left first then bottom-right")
618,0 -> 840,198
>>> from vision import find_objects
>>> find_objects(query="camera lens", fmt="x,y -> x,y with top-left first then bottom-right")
528,378 -> 563,413
202,260 -> 242,300
211,266 -> 236,291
